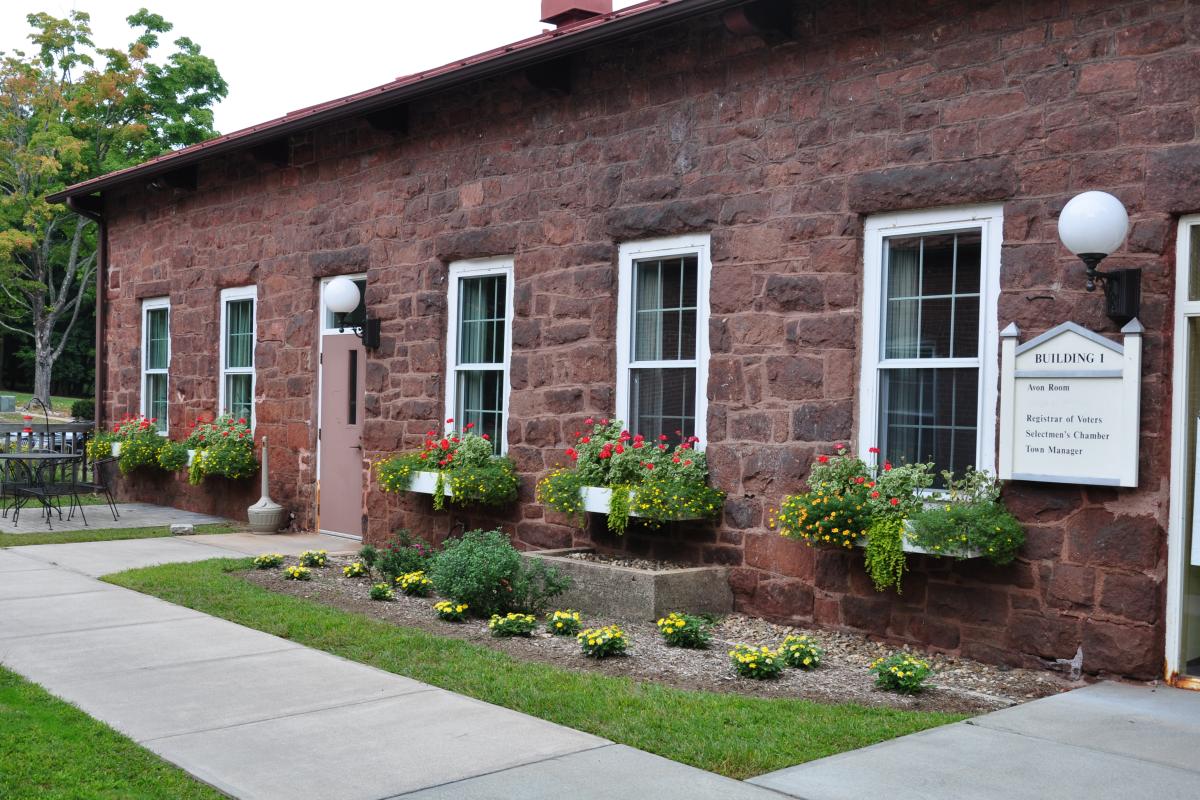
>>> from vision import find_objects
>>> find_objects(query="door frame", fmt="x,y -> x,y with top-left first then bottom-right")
1166,214 -> 1200,688
315,273 -> 367,540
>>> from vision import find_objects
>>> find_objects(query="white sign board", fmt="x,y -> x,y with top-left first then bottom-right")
998,320 -> 1142,487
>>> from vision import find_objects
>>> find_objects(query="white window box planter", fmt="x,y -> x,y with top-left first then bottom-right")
578,486 -> 708,520
408,470 -> 454,497
111,442 -> 121,457
853,522 -> 982,559
186,449 -> 196,467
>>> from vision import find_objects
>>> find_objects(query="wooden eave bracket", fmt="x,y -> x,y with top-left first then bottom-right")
146,164 -> 198,192
365,104 -> 410,135
523,56 -> 572,95
722,0 -> 793,38
250,137 -> 291,167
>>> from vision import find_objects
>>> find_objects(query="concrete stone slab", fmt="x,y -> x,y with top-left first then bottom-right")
0,549 -> 46,572
194,531 -> 357,556
47,647 -> 431,741
9,536 -> 245,576
148,690 -> 608,800
394,743 -> 782,799
0,502 -> 230,534
0,615 -> 301,684
748,721 -> 1199,800
0,589 -> 202,640
970,681 -> 1200,772
0,567 -> 119,600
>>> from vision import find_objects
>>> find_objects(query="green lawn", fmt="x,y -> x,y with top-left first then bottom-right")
0,388 -> 83,415
0,666 -> 224,800
0,522 -> 236,548
107,558 -> 966,779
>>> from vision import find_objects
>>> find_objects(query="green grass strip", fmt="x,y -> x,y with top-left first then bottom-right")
107,558 -> 965,779
0,666 -> 224,800
1,522 -> 236,548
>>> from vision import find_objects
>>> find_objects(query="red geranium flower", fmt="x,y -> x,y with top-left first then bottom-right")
482,433 -> 490,440
889,497 -> 900,506
817,455 -> 830,464
614,444 -> 624,454
868,446 -> 880,454
446,417 -> 454,424
883,461 -> 893,471
871,491 -> 881,498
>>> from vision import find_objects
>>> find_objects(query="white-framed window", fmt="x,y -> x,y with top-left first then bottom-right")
140,297 -> 171,434
445,258 -> 514,454
858,204 -> 1003,479
616,234 -> 711,446
219,286 -> 256,426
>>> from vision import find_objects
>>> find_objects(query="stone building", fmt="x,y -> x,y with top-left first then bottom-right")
51,0 -> 1200,684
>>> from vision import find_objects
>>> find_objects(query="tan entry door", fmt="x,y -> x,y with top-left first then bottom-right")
318,332 -> 365,537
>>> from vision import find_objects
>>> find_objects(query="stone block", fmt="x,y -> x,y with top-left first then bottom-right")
521,548 -> 733,621
170,523 -> 196,536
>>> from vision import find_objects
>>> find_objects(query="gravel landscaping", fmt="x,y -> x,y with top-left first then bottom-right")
242,553 -> 1077,715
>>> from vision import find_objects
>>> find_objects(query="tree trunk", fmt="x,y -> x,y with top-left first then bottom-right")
32,337 -> 53,409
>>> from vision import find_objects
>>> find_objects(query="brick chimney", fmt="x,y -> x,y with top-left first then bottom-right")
541,0 -> 612,28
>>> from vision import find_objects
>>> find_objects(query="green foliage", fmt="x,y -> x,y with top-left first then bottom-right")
864,516 -> 908,593
537,417 -> 725,533
547,609 -> 582,636
85,431 -> 114,461
429,529 -> 571,618
434,600 -> 469,622
577,625 -> 627,658
656,612 -> 712,649
357,544 -> 379,569
369,583 -> 394,602
0,11 -> 226,404
376,427 -> 518,510
342,561 -> 368,578
907,468 -> 1025,565
729,644 -> 784,679
870,653 -> 932,694
156,440 -> 189,472
69,398 -> 94,419
113,417 -> 167,474
781,634 -> 823,670
488,612 -> 537,637
251,553 -> 283,570
375,530 -> 436,581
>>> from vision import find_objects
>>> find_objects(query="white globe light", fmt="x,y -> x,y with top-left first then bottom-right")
1057,191 -> 1129,257
325,276 -> 361,315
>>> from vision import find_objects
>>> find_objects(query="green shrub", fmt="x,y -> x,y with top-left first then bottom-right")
251,553 -> 284,570
70,398 -> 95,420
357,544 -> 379,569
369,583 -> 394,601
729,644 -> 784,679
655,612 -> 712,649
298,550 -> 327,568
283,565 -> 311,581
869,652 -> 932,694
547,609 -> 582,636
375,530 -> 435,581
577,625 -> 627,658
396,570 -> 432,597
434,600 -> 469,622
780,634 -> 823,670
488,612 -> 537,637
342,561 -> 368,578
156,440 -> 190,472
429,529 -> 570,617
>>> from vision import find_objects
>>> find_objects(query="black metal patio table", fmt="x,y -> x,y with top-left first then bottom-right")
0,451 -> 87,529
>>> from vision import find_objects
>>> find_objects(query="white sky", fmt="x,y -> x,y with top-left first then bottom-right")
1,1 -> 642,134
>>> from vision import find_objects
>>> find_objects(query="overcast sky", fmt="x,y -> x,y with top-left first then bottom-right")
1,1 -> 642,134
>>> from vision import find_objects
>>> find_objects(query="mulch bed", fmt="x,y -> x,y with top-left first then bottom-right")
242,554 -> 1078,715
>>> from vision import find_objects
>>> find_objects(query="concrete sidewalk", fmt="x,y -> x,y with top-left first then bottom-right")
750,680 -> 1200,800
0,501 -> 230,533
0,537 -> 776,799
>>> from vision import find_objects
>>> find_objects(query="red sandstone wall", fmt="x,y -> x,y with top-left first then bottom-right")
102,0 -> 1200,679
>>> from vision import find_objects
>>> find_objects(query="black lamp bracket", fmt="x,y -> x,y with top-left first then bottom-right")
337,318 -> 381,349
1076,253 -> 1141,324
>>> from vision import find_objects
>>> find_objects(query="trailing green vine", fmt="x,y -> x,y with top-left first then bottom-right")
607,485 -> 632,536
863,516 -> 907,593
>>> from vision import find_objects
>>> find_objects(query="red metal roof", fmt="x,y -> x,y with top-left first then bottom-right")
49,0 -> 745,203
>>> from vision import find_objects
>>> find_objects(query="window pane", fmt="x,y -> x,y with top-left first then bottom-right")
630,367 -> 695,443
147,373 -> 168,432
882,231 -> 981,360
457,369 -> 503,453
458,275 -> 506,364
146,308 -> 169,370
225,299 -> 254,369
878,367 -> 977,478
633,256 -> 698,362
225,374 -> 253,422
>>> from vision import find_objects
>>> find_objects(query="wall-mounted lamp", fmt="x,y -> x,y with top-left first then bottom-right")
1057,190 -> 1140,324
325,276 -> 381,349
